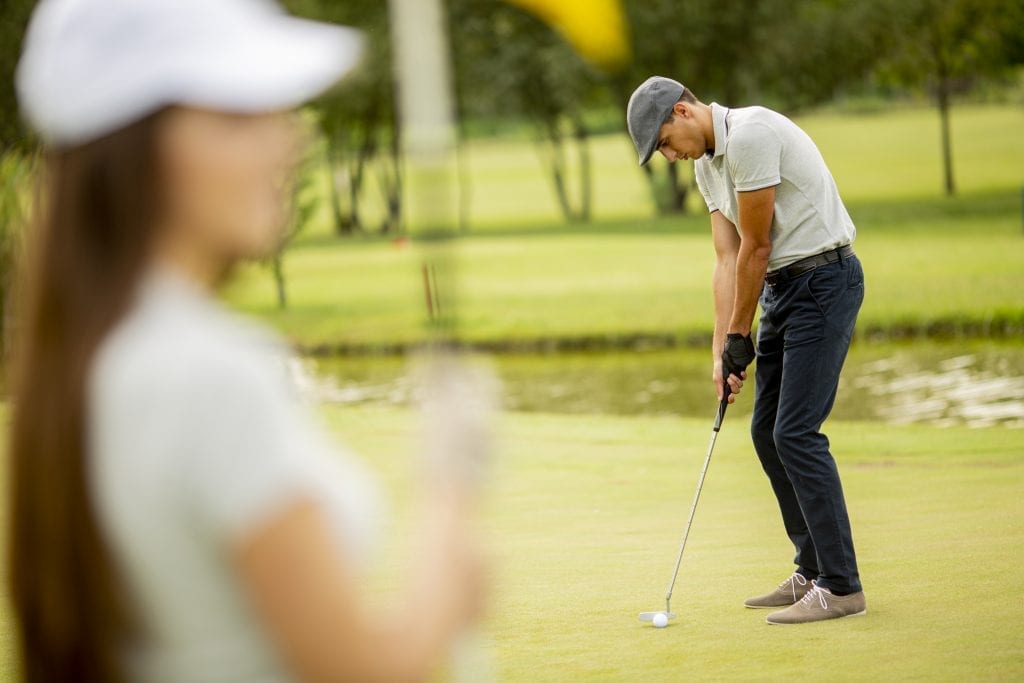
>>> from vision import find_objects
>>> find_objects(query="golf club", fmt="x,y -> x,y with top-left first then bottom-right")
639,385 -> 731,624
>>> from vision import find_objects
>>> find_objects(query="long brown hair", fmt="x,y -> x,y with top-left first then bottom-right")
7,112 -> 165,681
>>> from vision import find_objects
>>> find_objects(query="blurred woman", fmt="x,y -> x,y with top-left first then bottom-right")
9,1 -> 484,680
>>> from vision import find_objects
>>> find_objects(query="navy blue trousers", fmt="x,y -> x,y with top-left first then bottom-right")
751,254 -> 864,594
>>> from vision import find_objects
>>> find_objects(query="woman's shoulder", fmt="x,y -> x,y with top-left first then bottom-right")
91,271 -> 292,409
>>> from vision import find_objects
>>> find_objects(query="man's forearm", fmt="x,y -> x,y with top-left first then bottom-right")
727,241 -> 770,335
712,259 -> 736,359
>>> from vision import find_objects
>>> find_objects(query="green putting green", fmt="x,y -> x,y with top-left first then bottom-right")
0,402 -> 1019,680
332,406 -> 1024,682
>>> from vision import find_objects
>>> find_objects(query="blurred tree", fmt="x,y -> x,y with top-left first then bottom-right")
875,0 -> 1024,196
266,135 -> 321,309
0,1 -> 36,350
752,0 -> 895,111
0,152 -> 34,353
0,0 -> 36,154
612,0 -> 900,215
450,0 -> 602,223
611,0 -> 697,215
612,0 -> 787,215
285,0 -> 402,235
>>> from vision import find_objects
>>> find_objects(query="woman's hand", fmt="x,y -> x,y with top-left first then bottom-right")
417,355 -> 500,494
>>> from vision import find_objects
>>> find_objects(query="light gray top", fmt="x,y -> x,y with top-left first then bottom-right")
695,103 -> 856,270
88,268 -> 381,682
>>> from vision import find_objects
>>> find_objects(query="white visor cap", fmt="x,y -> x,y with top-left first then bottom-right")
16,0 -> 363,148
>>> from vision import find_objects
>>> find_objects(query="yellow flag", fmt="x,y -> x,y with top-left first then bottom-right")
502,0 -> 630,69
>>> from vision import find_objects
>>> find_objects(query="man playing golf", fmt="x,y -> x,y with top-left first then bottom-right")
627,77 -> 866,624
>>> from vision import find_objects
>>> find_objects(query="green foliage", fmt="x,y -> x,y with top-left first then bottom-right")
0,0 -> 36,154
450,0 -> 602,123
615,0 -> 879,111
751,0 -> 895,111
449,0 -> 604,222
3,0 -> 1022,227
870,0 -> 1024,194
284,0 -> 400,236
0,152 -> 35,350
877,0 -> 1024,93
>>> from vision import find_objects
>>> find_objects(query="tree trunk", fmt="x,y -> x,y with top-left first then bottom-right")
665,162 -> 688,213
386,122 -> 403,234
637,160 -> 689,215
936,77 -> 956,197
347,129 -> 375,232
347,162 -> 362,231
639,163 -> 659,213
931,31 -> 956,197
539,118 -> 577,223
572,116 -> 592,223
456,133 -> 472,233
377,134 -> 403,235
324,140 -> 350,235
271,254 -> 287,309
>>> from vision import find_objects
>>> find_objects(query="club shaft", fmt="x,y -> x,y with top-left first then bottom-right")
664,397 -> 728,612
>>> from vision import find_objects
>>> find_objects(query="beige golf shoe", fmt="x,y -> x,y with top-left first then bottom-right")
765,583 -> 867,624
744,572 -> 814,609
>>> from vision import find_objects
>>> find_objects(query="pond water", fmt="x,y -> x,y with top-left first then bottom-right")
299,340 -> 1024,428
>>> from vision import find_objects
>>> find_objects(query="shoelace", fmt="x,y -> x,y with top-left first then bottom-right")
779,573 -> 809,602
799,584 -> 830,610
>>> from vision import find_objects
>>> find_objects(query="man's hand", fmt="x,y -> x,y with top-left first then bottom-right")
712,360 -> 745,404
721,332 -> 755,390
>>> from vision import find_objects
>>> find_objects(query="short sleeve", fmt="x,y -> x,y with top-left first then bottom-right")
726,122 -> 782,192
180,357 -> 327,543
694,162 -> 719,213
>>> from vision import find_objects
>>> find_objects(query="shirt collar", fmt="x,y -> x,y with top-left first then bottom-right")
707,102 -> 729,160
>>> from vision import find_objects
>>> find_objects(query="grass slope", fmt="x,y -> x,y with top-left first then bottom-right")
331,407 -> 1024,682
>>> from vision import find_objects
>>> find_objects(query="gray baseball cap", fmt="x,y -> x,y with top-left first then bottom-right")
626,76 -> 686,166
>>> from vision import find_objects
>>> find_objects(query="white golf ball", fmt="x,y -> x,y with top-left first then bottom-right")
652,613 -> 668,628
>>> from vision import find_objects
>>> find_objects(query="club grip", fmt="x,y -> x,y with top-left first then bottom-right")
714,384 -> 730,432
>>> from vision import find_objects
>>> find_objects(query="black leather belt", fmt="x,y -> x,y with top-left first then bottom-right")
764,245 -> 855,286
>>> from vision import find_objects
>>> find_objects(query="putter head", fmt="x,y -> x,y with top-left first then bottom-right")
638,611 -> 677,622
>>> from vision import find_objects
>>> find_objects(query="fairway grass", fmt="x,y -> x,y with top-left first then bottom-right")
0,407 -> 1019,680
328,407 -> 1024,682
222,190 -> 1024,349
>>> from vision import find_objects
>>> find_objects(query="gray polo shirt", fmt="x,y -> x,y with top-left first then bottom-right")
694,103 -> 855,271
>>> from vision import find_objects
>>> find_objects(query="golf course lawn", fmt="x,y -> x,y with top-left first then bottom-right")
222,189 -> 1024,348
219,105 -> 1024,349
329,406 -> 1024,681
1,406 -> 1020,680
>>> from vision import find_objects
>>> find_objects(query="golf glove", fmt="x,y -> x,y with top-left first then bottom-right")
721,333 -> 756,379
